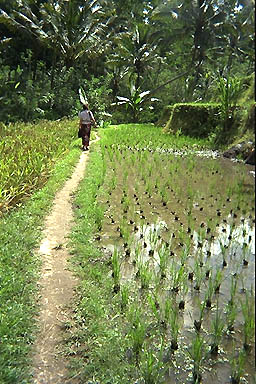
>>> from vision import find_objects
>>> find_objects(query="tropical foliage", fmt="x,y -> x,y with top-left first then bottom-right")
0,0 -> 254,123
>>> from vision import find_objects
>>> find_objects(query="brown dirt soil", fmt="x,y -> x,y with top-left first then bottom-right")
32,139 -> 98,384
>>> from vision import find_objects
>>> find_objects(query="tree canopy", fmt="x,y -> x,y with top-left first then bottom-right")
0,0 -> 254,122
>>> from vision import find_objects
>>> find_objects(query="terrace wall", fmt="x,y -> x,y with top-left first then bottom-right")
163,103 -> 221,138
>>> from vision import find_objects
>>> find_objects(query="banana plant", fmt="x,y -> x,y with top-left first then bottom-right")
114,77 -> 159,122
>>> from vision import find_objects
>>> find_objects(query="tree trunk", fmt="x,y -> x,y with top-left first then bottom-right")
51,49 -> 57,90
146,69 -> 191,99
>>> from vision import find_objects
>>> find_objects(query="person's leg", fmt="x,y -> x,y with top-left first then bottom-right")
87,125 -> 92,147
81,124 -> 87,150
84,124 -> 91,150
83,135 -> 89,149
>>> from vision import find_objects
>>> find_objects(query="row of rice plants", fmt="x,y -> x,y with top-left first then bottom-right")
69,125 -> 255,383
0,118 -> 77,213
104,124 -> 211,152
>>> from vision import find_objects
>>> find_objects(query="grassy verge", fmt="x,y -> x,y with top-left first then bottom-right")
0,137 -> 82,384
67,140 -> 134,383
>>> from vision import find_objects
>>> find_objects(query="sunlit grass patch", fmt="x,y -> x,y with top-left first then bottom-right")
105,123 -> 212,150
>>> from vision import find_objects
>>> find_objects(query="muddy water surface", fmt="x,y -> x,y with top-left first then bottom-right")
97,147 -> 255,383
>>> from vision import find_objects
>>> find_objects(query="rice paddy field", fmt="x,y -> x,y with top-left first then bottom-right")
69,124 -> 255,384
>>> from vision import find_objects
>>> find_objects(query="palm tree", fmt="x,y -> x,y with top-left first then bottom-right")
42,0 -> 109,68
153,0 -> 227,63
151,0 -> 227,99
216,0 -> 255,74
0,0 -> 108,70
108,22 -> 161,89
151,0 -> 254,99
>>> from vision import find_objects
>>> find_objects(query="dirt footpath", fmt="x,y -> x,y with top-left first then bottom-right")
32,140 -> 97,384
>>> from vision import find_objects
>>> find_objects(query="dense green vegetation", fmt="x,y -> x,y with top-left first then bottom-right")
102,123 -> 211,148
0,119 -> 78,212
164,103 -> 222,138
0,0 -> 254,136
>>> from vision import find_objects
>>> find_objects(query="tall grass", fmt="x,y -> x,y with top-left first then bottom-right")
139,341 -> 165,384
241,288 -> 255,352
112,247 -> 121,291
230,347 -> 246,384
0,118 -> 77,211
210,302 -> 225,355
129,306 -> 146,360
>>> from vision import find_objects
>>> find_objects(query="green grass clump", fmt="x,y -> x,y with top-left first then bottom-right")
164,103 -> 221,138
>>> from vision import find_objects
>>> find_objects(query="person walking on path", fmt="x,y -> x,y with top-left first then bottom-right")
78,104 -> 96,151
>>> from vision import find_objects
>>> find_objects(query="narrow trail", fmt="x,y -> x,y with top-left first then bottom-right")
32,137 -> 99,384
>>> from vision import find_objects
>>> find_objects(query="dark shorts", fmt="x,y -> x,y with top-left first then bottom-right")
81,123 -> 92,146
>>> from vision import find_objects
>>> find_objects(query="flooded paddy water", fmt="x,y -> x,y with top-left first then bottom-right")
94,135 -> 255,384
